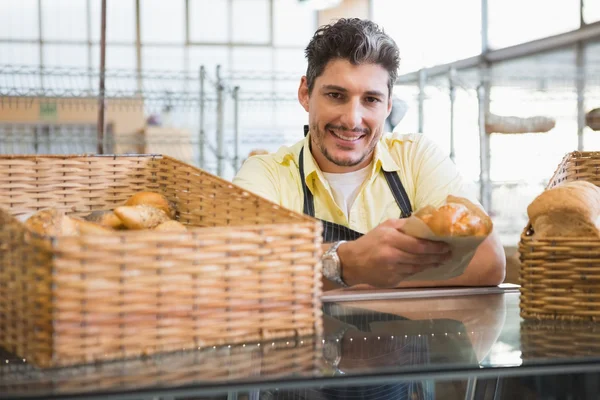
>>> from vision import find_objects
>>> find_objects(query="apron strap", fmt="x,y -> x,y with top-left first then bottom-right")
298,146 -> 315,217
383,170 -> 413,217
321,220 -> 363,242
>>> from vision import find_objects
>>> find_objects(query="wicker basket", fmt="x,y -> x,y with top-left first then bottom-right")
0,337 -> 322,395
0,154 -> 323,368
519,151 -> 600,322
521,319 -> 600,360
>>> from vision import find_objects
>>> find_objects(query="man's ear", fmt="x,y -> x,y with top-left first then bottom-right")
298,76 -> 310,112
386,96 -> 393,117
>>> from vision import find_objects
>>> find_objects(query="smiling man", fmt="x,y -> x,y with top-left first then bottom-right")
233,18 -> 505,289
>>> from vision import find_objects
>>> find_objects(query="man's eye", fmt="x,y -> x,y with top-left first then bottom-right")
365,97 -> 381,103
328,93 -> 342,99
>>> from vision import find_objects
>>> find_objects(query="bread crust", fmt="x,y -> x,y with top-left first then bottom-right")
415,196 -> 493,237
527,181 -> 600,237
114,205 -> 171,230
125,192 -> 175,218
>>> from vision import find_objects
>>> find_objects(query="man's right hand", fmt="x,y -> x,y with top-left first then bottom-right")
336,218 -> 452,288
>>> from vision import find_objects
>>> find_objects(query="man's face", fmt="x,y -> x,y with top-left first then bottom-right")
298,59 -> 392,173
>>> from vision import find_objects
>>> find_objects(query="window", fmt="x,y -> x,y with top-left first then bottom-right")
188,46 -> 230,75
90,0 -> 136,43
273,0 -> 316,47
189,0 -> 228,43
41,0 -> 87,41
142,46 -> 185,71
44,44 -> 89,68
0,43 -> 39,66
91,45 -> 137,70
584,0 -> 600,24
0,0 -> 39,40
487,0 -> 580,49
140,0 -> 185,43
231,0 -> 270,44
372,0 -> 481,73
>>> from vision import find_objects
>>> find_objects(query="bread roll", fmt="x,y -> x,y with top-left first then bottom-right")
415,196 -> 492,237
527,181 -> 600,238
24,209 -> 78,237
125,192 -> 175,218
113,205 -> 171,230
72,218 -> 115,235
153,220 -> 187,232
83,210 -> 125,229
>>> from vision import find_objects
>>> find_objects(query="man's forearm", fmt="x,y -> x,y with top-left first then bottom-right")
321,232 -> 506,289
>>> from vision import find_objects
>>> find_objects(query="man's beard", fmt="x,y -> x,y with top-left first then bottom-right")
311,123 -> 379,168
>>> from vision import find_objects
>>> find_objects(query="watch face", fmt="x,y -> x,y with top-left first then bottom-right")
322,256 -> 338,279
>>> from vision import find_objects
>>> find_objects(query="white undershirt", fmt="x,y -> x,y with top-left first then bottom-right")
322,164 -> 371,218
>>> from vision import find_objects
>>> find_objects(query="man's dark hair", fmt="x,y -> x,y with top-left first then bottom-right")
304,18 -> 400,97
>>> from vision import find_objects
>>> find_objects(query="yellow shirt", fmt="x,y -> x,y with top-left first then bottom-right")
233,132 -> 477,234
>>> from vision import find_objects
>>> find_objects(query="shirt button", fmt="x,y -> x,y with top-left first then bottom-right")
337,211 -> 343,216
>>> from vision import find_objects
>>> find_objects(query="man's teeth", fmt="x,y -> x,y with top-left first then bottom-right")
330,130 -> 363,141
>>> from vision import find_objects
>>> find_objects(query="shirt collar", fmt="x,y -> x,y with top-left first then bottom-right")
273,130 -> 401,189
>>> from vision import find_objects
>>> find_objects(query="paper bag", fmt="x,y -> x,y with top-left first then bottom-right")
400,196 -> 491,282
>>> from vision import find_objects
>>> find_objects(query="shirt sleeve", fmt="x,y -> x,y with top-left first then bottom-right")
232,156 -> 282,205
412,135 -> 480,210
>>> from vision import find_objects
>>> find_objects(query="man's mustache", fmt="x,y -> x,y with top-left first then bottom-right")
325,124 -> 370,135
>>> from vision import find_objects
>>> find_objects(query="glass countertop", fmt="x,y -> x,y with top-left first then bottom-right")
2,285 -> 600,399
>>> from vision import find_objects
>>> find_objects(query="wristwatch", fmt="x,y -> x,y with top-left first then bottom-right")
322,240 -> 349,287
322,326 -> 349,376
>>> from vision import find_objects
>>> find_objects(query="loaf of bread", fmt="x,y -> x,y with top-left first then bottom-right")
114,205 -> 171,230
83,210 -> 125,229
586,108 -> 600,131
24,209 -> 78,237
527,181 -> 600,238
125,192 -> 175,218
485,113 -> 556,134
415,196 -> 493,237
153,220 -> 187,232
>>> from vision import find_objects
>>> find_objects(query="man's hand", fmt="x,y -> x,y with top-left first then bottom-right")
336,218 -> 451,288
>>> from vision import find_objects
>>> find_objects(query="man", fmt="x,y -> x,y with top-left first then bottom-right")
233,18 -> 505,289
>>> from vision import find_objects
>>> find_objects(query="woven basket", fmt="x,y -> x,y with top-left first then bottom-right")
0,154 -> 323,368
0,337 -> 322,395
521,320 -> 600,360
519,151 -> 600,322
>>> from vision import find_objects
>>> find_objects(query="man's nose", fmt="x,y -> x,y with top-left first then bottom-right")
339,99 -> 363,129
